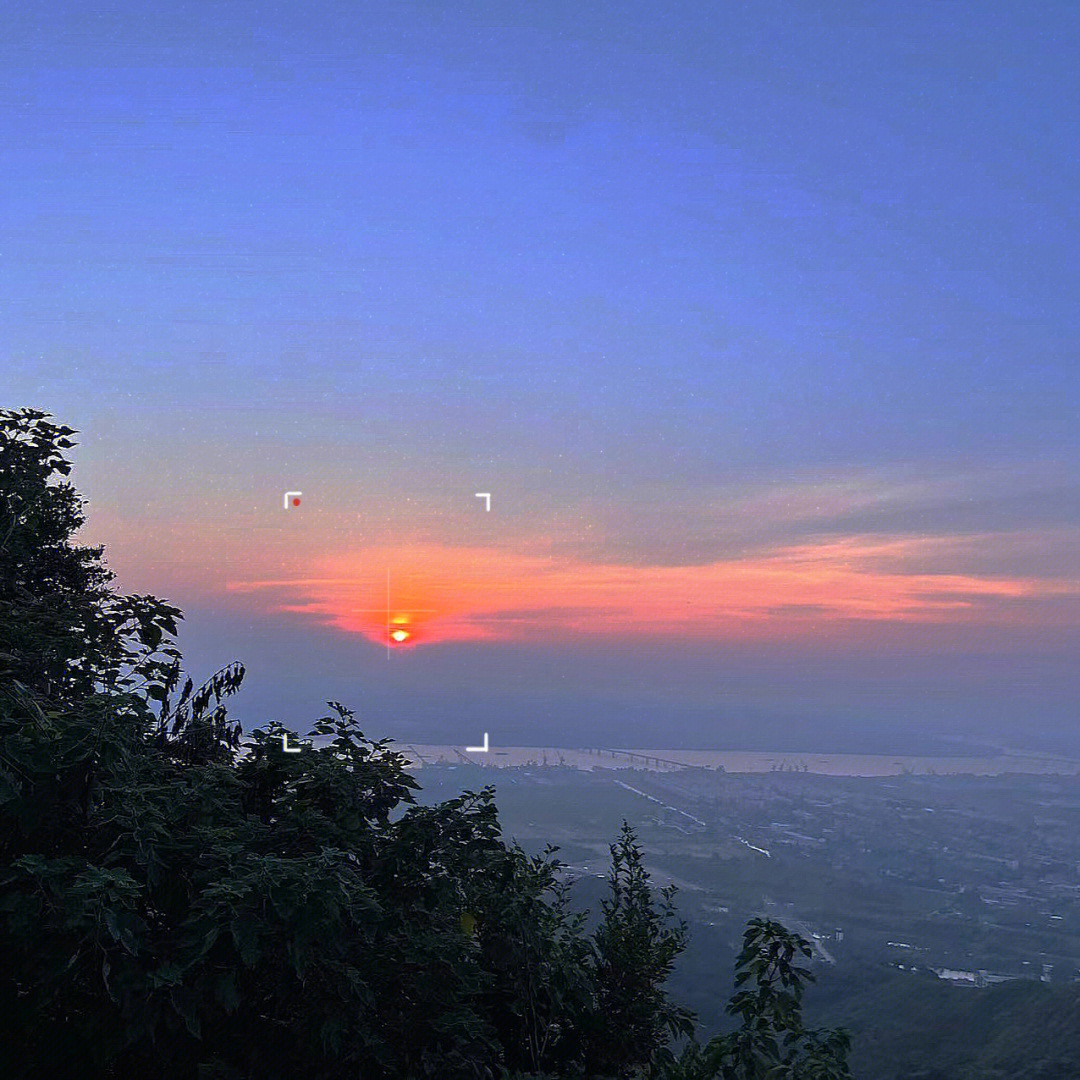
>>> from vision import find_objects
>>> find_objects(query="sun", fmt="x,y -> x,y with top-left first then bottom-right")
390,628 -> 411,643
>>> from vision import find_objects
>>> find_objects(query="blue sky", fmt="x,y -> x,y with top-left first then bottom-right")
4,2 -> 1079,751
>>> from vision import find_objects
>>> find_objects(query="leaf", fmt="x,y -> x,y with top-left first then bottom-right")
152,962 -> 184,988
215,973 -> 240,1013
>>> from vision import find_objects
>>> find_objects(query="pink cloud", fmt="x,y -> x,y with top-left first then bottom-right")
225,534 -> 1080,648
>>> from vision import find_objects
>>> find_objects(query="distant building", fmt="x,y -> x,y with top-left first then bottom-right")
933,967 -> 1027,988
933,968 -> 978,986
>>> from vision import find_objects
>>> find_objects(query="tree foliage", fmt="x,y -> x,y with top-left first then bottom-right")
590,822 -> 694,1076
651,919 -> 851,1080
0,407 -> 852,1079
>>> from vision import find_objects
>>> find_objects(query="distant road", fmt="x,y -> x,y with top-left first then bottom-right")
612,778 -> 707,827
790,919 -> 836,964
402,744 -> 1080,777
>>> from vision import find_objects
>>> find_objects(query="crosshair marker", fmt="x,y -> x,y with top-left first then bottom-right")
465,732 -> 490,753
283,490 -> 302,509
475,492 -> 491,511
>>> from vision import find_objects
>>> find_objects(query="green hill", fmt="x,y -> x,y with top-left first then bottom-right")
804,966 -> 1080,1079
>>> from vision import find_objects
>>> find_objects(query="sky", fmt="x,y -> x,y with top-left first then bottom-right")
4,1 -> 1079,752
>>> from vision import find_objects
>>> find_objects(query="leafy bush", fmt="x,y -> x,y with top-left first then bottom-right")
0,408 -> 852,1079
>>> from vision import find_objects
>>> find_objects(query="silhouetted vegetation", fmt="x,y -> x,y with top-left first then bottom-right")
0,408 -> 852,1077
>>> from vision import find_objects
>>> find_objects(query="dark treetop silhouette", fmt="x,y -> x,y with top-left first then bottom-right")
0,408 -> 851,1079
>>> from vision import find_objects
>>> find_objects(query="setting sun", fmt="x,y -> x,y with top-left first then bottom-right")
390,628 -> 411,643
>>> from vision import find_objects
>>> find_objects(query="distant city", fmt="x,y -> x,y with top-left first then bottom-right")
403,744 -> 1080,778
413,750 -> 1080,1026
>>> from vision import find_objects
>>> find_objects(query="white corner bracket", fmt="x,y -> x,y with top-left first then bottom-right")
281,733 -> 303,753
283,490 -> 303,510
465,732 -> 489,753
475,492 -> 491,511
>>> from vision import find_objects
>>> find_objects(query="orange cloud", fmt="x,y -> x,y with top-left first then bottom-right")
225,534 -> 1080,648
